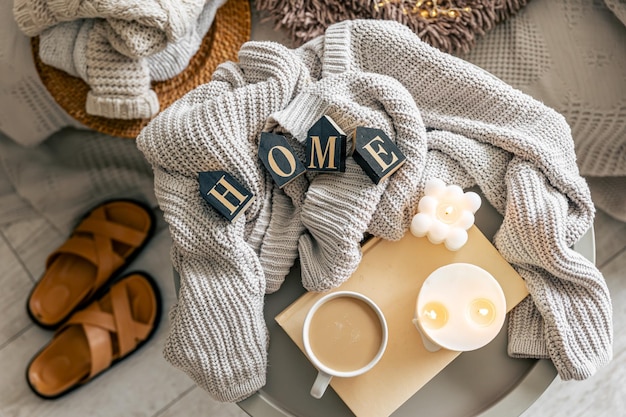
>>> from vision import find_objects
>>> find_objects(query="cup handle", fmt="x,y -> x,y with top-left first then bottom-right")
310,370 -> 332,399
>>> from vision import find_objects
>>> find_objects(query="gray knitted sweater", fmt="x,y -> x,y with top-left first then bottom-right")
137,20 -> 613,402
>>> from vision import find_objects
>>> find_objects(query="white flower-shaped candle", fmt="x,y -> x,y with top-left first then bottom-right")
410,179 -> 481,251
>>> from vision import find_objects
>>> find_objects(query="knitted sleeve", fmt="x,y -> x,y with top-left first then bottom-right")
137,42 -> 310,401
84,21 -> 159,120
325,19 -> 612,380
13,0 -> 208,119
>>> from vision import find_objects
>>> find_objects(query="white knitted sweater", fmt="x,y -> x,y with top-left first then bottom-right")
137,20 -> 613,402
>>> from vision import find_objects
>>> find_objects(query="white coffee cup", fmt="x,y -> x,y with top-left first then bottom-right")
302,291 -> 388,399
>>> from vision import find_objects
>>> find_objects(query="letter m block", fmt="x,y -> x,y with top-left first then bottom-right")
198,171 -> 255,222
305,115 -> 347,172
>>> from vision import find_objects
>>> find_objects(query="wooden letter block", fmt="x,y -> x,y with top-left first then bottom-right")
198,171 -> 255,222
353,126 -> 406,184
305,115 -> 347,172
258,132 -> 306,188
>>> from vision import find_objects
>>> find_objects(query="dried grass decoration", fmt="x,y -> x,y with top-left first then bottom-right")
255,0 -> 530,54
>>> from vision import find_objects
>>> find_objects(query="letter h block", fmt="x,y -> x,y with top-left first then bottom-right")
258,132 -> 306,188
352,127 -> 406,184
198,171 -> 255,222
305,116 -> 347,172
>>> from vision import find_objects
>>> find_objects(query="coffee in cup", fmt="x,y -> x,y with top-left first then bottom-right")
302,291 -> 388,399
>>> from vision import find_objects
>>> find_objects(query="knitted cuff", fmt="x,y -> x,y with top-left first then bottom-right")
507,296 -> 550,359
320,20 -> 352,77
86,90 -> 159,120
508,284 -> 613,381
495,163 -> 612,380
258,179 -> 308,293
86,22 -> 159,119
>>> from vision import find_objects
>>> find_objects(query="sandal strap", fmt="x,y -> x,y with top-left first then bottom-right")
75,218 -> 147,248
78,206 -> 148,291
91,232 -> 121,291
45,235 -> 125,292
60,303 -> 113,378
65,309 -> 151,339
45,200 -> 153,294
83,313 -> 114,377
66,310 -> 117,332
46,236 -> 103,268
111,283 -> 136,356
59,279 -> 154,377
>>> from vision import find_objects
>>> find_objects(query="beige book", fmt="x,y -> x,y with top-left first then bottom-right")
275,226 -> 528,417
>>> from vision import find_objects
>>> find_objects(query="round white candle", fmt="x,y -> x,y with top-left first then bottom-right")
413,263 -> 506,352
410,178 -> 481,251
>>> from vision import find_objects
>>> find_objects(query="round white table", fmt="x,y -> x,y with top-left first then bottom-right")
235,187 -> 595,417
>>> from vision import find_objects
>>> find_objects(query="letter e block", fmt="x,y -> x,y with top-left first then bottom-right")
198,171 -> 255,222
305,115 -> 347,172
353,127 -> 406,184
258,132 -> 306,188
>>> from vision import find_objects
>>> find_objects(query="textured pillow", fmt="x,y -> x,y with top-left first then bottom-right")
255,0 -> 530,53
459,0 -> 626,221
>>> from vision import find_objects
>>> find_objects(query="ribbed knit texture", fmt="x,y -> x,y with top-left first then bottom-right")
13,0 -> 209,119
137,20 -> 613,401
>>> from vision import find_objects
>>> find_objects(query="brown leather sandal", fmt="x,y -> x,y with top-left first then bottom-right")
27,199 -> 155,329
27,271 -> 161,399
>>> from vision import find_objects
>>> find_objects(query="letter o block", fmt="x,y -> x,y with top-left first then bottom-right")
258,132 -> 306,188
